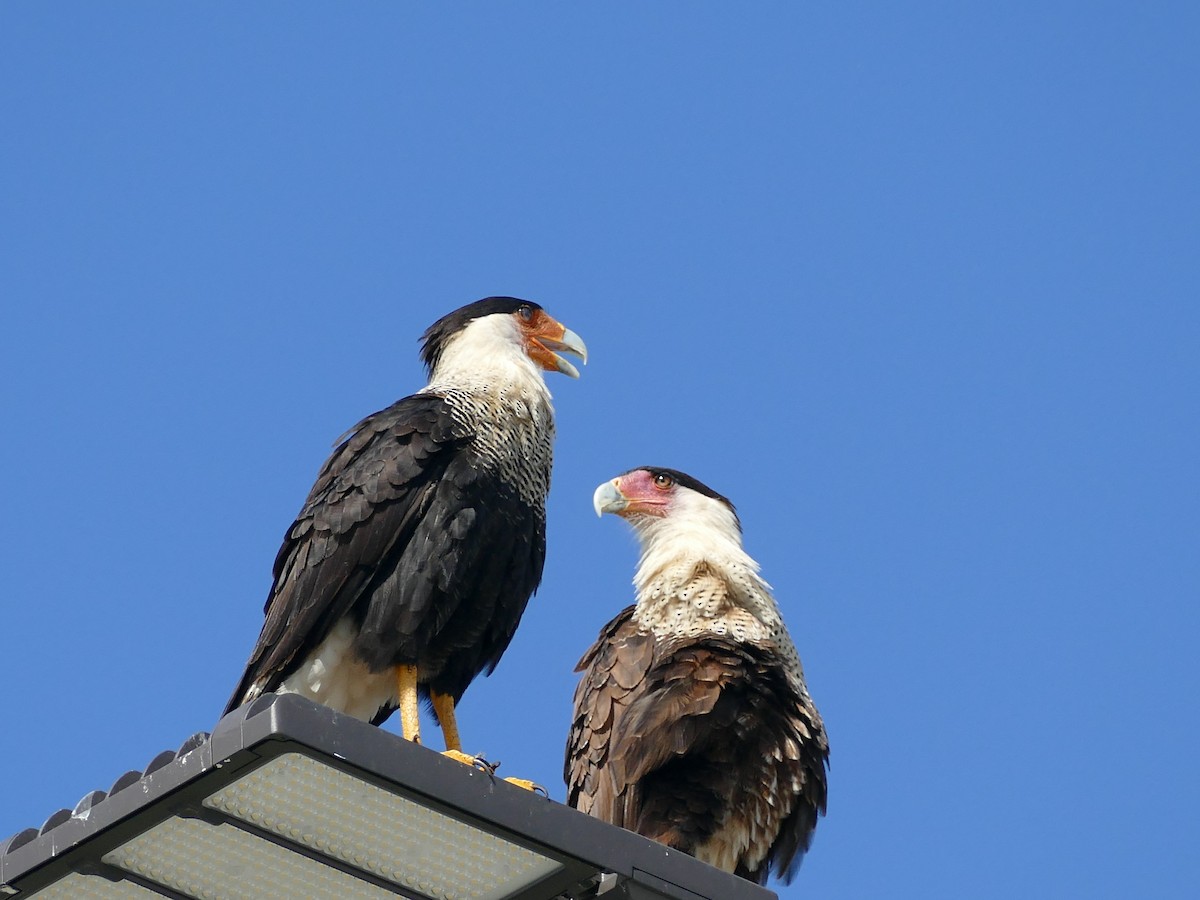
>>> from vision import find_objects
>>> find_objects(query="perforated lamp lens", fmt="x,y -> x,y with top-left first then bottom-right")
102,817 -> 392,900
28,873 -> 160,899
203,753 -> 562,900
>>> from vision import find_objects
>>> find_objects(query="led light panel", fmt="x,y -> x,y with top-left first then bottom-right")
29,873 -> 160,899
102,817 -> 392,900
204,753 -> 562,900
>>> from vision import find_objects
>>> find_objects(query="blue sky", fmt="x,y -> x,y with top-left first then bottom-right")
2,4 -> 1197,897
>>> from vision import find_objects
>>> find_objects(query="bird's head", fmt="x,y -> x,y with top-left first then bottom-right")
593,467 -> 742,543
420,297 -> 587,381
594,467 -> 754,596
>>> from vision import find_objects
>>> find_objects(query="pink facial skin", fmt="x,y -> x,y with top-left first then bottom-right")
612,469 -> 676,518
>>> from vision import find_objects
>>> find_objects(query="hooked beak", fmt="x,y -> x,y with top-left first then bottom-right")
528,317 -> 588,379
540,326 -> 588,379
593,479 -> 628,517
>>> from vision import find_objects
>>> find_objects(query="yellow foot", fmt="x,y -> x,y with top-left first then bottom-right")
441,749 -> 495,772
503,777 -> 548,796
439,750 -> 546,794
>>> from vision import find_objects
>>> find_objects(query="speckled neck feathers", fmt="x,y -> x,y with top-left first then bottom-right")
627,499 -> 806,688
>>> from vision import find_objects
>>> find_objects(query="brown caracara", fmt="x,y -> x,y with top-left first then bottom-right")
566,467 -> 828,884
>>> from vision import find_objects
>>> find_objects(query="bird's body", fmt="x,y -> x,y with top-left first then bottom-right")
567,468 -> 828,884
226,297 -> 585,750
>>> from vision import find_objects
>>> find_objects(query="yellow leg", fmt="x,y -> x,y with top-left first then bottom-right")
431,692 -> 462,752
433,691 -> 479,766
429,689 -> 542,792
397,664 -> 420,744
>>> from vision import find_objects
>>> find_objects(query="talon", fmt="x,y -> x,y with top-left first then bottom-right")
441,749 -> 498,774
504,777 -> 547,795
471,753 -> 499,774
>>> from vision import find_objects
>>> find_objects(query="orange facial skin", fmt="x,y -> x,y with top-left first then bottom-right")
518,308 -> 587,378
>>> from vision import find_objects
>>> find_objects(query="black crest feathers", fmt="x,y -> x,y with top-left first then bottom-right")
420,297 -> 542,375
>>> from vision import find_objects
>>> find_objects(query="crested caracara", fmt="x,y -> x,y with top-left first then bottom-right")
566,467 -> 828,884
227,297 -> 586,765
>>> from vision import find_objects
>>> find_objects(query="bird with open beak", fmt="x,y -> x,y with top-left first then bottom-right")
227,297 -> 586,786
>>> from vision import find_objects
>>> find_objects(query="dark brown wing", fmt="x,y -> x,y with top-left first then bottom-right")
564,606 -> 654,823
224,393 -> 472,713
622,640 -> 828,884
566,618 -> 829,884
756,678 -> 829,885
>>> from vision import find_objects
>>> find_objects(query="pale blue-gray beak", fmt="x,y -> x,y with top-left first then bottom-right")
542,328 -> 588,379
592,479 -> 627,517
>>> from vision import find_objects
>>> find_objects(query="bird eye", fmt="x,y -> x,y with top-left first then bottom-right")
653,473 -> 673,490
517,305 -> 534,321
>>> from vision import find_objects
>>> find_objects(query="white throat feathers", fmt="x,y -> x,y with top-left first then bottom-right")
424,312 -> 552,402
627,488 -> 806,687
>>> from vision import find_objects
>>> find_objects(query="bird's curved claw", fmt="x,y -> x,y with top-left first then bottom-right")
504,777 -> 548,795
442,750 -> 543,793
441,749 -> 497,773
472,754 -> 500,774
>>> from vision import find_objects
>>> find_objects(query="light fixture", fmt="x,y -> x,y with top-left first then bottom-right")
1,694 -> 774,900
202,752 -> 560,899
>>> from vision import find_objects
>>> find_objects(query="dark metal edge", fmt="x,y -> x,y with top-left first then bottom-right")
4,694 -> 776,900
